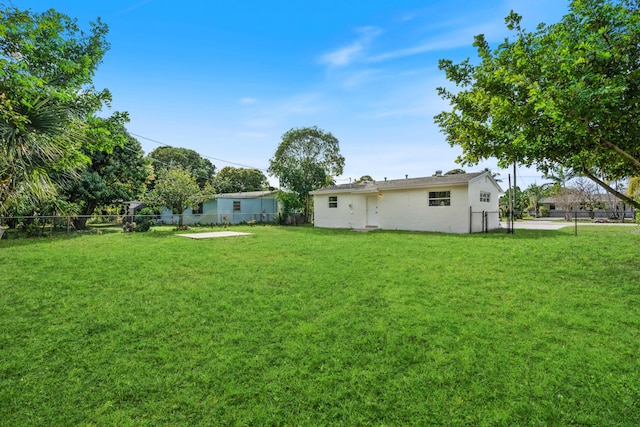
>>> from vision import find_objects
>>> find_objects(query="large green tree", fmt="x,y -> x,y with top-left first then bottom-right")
435,0 -> 640,209
148,146 -> 216,189
268,126 -> 345,222
60,117 -> 151,229
213,166 -> 269,194
0,4 -> 113,213
144,167 -> 212,228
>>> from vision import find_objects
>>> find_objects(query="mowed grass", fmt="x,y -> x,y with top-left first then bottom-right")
1,225 -> 639,426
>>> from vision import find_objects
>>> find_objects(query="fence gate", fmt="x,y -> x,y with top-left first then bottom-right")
469,208 -> 500,233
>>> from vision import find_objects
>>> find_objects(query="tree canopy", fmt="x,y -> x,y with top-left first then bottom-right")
213,166 -> 269,194
148,146 -> 216,189
144,167 -> 213,227
0,4 -> 114,213
354,175 -> 373,183
268,126 -> 345,222
60,118 -> 151,228
435,0 -> 640,209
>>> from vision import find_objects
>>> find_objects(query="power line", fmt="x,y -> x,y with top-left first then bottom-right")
120,140 -> 245,185
129,132 -> 269,172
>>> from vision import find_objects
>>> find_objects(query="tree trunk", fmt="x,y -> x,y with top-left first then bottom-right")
582,170 -> 640,210
73,216 -> 89,230
73,204 -> 97,230
304,194 -> 311,223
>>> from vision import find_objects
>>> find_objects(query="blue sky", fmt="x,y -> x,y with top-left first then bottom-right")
17,0 -> 569,187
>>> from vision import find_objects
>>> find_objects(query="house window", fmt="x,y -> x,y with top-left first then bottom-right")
192,203 -> 204,215
429,191 -> 451,206
549,204 -> 555,210
329,196 -> 338,208
233,201 -> 241,212
480,192 -> 491,203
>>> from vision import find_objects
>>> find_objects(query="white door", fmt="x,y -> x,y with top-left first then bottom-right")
366,196 -> 378,227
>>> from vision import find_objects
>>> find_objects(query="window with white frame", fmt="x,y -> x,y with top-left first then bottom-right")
480,192 -> 491,203
329,196 -> 338,208
429,191 -> 451,206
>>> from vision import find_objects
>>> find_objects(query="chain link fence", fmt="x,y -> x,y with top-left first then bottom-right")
0,211 -> 300,239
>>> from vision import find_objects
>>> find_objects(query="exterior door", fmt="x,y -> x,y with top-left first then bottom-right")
366,196 -> 378,227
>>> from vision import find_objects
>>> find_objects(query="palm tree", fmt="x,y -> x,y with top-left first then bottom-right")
524,183 -> 548,217
0,98 -> 74,214
542,165 -> 576,193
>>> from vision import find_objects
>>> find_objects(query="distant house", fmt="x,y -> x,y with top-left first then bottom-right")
310,171 -> 502,233
161,190 -> 278,225
539,194 -> 635,220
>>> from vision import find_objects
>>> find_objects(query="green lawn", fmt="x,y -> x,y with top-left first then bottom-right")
1,225 -> 639,426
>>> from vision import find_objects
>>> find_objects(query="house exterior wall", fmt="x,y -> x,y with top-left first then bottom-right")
376,186 -> 470,233
217,197 -> 278,224
313,193 -> 364,229
467,175 -> 501,232
161,195 -> 278,225
160,201 -> 217,225
314,186 -> 474,233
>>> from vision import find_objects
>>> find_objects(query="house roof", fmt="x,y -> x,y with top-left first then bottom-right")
311,172 -> 500,195
214,190 -> 277,199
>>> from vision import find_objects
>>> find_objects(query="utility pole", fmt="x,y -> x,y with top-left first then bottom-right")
508,174 -> 513,234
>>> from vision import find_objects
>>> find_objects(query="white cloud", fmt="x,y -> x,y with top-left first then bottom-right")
320,26 -> 383,67
238,97 -> 258,105
117,0 -> 153,15
321,43 -> 362,67
368,19 -> 505,63
337,69 -> 383,90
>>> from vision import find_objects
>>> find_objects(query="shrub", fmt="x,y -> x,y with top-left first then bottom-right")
134,208 -> 155,232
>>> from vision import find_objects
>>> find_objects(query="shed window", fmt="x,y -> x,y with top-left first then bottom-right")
429,191 -> 451,206
480,192 -> 491,203
233,201 -> 241,212
192,203 -> 204,215
329,196 -> 338,208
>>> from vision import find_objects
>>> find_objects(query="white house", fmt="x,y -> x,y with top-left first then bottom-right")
310,171 -> 503,233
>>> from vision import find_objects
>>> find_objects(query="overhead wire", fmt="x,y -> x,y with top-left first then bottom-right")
129,132 -> 269,172
119,138 -> 239,185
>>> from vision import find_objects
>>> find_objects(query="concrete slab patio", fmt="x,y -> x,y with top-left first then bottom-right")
177,231 -> 253,239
